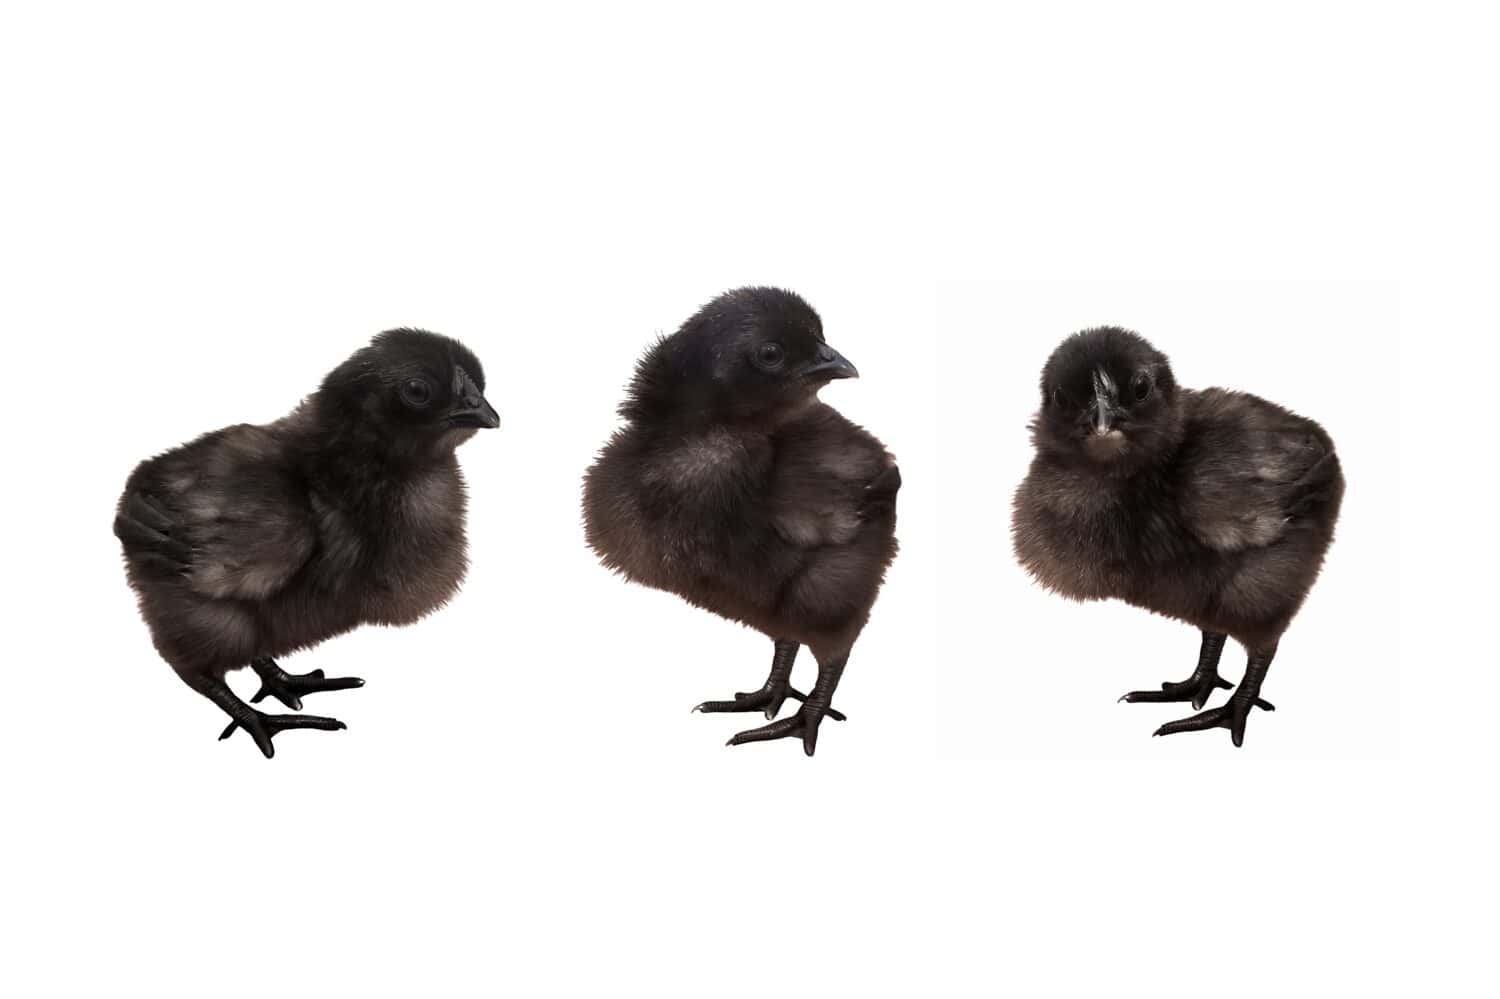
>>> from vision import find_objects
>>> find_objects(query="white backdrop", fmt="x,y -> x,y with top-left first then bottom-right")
1,2 -> 1492,998
939,281 -> 1400,759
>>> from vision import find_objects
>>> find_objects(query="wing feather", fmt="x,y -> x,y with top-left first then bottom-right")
1179,389 -> 1336,554
115,425 -> 315,600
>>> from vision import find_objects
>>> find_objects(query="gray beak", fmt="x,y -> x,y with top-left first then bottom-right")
448,367 -> 500,429
802,343 -> 860,381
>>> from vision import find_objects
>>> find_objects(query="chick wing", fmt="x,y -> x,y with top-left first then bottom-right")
115,424 -> 315,602
1178,389 -> 1338,554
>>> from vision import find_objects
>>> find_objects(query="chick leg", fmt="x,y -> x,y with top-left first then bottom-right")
244,656 -> 364,711
692,640 -> 847,721
726,649 -> 848,757
1120,631 -> 1273,711
185,672 -> 347,760
1153,646 -> 1278,747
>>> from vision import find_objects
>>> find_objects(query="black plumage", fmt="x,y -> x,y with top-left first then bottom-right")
1012,327 -> 1344,746
114,328 -> 500,757
582,287 -> 900,756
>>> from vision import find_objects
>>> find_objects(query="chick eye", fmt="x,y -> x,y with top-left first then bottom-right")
401,378 -> 433,408
755,342 -> 785,369
1131,372 -> 1152,402
1051,387 -> 1067,408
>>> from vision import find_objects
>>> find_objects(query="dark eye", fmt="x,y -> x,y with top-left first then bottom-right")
1051,387 -> 1067,408
1131,372 -> 1152,402
755,342 -> 785,369
401,378 -> 433,408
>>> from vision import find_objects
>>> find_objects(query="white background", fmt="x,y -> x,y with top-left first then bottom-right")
1,2 -> 1493,998
939,280 -> 1400,759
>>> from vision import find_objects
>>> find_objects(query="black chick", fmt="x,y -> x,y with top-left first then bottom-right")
114,329 -> 500,757
1012,327 -> 1344,746
583,287 -> 900,756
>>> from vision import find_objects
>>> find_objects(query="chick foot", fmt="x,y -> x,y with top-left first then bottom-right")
247,656 -> 364,711
693,683 -> 846,721
1120,674 -> 1273,712
691,639 -> 845,721
1120,630 -> 1272,711
726,703 -> 836,757
217,710 -> 347,759
1152,699 -> 1274,747
1151,647 -> 1278,747
723,649 -> 849,756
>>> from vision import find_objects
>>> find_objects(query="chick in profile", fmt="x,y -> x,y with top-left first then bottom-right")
1012,327 -> 1344,746
583,287 -> 900,756
114,329 -> 500,757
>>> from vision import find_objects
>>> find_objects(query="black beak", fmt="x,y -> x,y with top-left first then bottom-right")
448,367 -> 501,429
801,344 -> 859,382
447,398 -> 500,429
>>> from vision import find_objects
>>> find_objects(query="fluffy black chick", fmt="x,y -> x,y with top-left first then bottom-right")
1012,327 -> 1344,746
114,329 -> 500,757
582,287 -> 900,756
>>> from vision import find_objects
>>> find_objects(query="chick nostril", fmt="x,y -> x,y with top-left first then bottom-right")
818,345 -> 835,362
